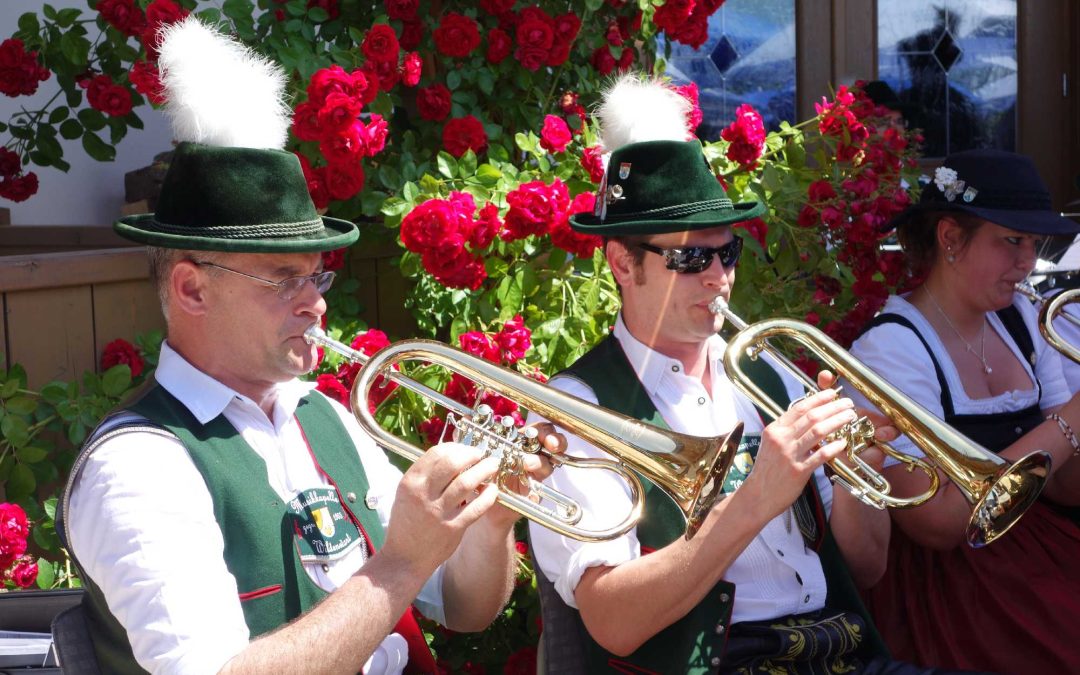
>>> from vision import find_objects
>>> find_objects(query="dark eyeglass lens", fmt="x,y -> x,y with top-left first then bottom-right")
666,240 -> 741,273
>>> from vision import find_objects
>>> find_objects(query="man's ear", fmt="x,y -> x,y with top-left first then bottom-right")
170,259 -> 211,317
606,239 -> 637,288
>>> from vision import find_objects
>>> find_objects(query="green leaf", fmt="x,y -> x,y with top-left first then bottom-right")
475,163 -> 502,186
16,446 -> 48,464
0,413 -> 30,448
446,69 -> 461,90
56,7 -> 81,27
40,382 -> 68,405
48,106 -> 70,124
59,119 -> 83,140
82,131 -> 116,162
1,379 -> 18,399
437,152 -> 457,179
6,396 -> 37,416
102,364 -> 132,397
222,0 -> 255,21
8,463 -> 35,499
17,12 -> 41,35
67,420 -> 87,446
36,558 -> 55,589
59,31 -> 90,67
44,497 -> 57,520
77,108 -> 106,131
308,6 -> 329,22
459,150 -> 477,178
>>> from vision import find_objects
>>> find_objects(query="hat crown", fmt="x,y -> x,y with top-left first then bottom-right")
922,149 -> 1052,211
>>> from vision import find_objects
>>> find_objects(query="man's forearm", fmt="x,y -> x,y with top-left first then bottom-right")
440,513 -> 517,632
219,552 -> 431,675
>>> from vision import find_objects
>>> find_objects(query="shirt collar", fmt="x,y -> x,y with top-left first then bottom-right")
613,314 -> 728,396
155,341 -> 313,425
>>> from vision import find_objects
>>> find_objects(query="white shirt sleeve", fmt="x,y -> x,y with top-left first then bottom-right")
526,376 -> 640,609
68,429 -> 250,675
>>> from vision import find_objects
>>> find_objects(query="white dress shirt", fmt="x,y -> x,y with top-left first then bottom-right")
848,293 -> 1071,465
67,342 -> 443,675
528,316 -> 834,625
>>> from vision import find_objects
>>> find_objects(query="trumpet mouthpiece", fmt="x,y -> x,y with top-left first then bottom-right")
303,324 -> 326,344
708,296 -> 728,315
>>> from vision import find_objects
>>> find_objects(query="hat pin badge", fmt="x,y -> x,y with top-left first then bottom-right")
606,183 -> 626,205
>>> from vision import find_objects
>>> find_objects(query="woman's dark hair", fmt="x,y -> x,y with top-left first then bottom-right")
896,209 -> 985,276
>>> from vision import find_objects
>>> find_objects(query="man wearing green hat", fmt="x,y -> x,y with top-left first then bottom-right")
528,79 -> 934,674
58,18 -> 562,675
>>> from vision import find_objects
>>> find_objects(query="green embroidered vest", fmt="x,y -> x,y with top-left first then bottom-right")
74,383 -> 386,674
551,335 -> 887,673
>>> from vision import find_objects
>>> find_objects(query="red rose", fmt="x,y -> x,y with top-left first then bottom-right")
87,75 -> 133,117
448,190 -> 477,221
422,239 -> 487,290
504,646 -> 538,675
807,179 -> 837,204
480,0 -> 516,14
129,60 -> 165,105
590,46 -> 616,76
316,374 -> 350,408
418,416 -> 448,446
433,13 -> 481,58
673,82 -> 702,135
101,338 -> 144,378
495,316 -> 531,364
320,122 -> 367,165
317,92 -> 363,134
444,373 -> 478,406
502,179 -> 569,241
365,59 -> 399,92
653,0 -> 694,33
0,39 -> 51,98
442,116 -> 488,158
416,84 -> 451,121
98,0 -> 147,37
308,66 -> 374,108
486,28 -> 512,64
363,24 -> 400,63
516,16 -> 555,51
359,115 -> 389,157
321,248 -> 346,272
0,503 -> 29,561
735,217 -> 768,248
401,52 -> 422,87
0,172 -> 39,203
550,192 -> 602,258
469,203 -> 501,249
514,540 -> 529,556
0,148 -> 19,178
554,12 -> 582,41
400,19 -> 424,50
352,329 -> 392,357
10,558 -> 38,589
516,46 -> 549,72
720,103 -> 766,169
292,101 -> 323,142
580,145 -> 605,183
617,47 -> 636,72
324,161 -> 365,201
143,0 -> 188,46
539,115 -> 572,154
306,0 -> 340,20
400,199 -> 459,253
796,204 -> 819,228
385,0 -> 418,21
669,11 -> 709,48
458,331 -> 500,362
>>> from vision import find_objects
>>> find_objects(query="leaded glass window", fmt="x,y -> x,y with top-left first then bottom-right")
878,1 -> 1018,157
659,0 -> 796,140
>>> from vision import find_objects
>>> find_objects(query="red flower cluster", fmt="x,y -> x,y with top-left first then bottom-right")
720,104 -> 765,169
502,179 -> 569,241
433,13 -> 481,58
400,192 -> 490,290
442,115 -> 488,158
654,0 -> 726,49
321,248 -> 346,272
417,84 -> 451,121
317,329 -> 400,414
673,82 -> 703,136
0,39 -> 50,98
580,145 -> 605,183
510,6 -> 582,71
129,60 -> 165,105
734,217 -> 768,249
814,85 -> 870,162
101,338 -> 145,378
293,65 -> 386,204
539,114 -> 572,154
558,91 -> 588,136
550,192 -> 603,258
98,0 -> 146,37
0,147 -> 38,203
141,0 -> 189,59
589,45 -> 635,76
1,502 -> 36,590
85,75 -> 133,118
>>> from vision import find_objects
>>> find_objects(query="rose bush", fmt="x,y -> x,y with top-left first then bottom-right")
1,0 -> 924,668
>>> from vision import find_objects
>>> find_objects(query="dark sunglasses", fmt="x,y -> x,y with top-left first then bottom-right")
638,238 -> 743,274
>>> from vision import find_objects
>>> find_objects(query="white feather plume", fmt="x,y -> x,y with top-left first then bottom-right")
157,17 -> 289,149
597,74 -> 691,153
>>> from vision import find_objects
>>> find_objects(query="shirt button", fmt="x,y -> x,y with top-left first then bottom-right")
715,624 -> 725,635
804,594 -> 810,603
711,656 -> 722,666
698,397 -> 706,405
346,492 -> 357,503
776,549 -> 784,557
719,593 -> 730,603
672,365 -> 680,372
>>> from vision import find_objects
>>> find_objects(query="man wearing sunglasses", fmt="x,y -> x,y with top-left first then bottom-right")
527,79 -> 929,675
57,19 -> 564,675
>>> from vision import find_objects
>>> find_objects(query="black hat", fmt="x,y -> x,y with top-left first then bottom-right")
891,149 -> 1079,236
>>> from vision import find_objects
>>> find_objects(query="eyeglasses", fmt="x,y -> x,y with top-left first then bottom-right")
192,261 -> 335,300
638,238 -> 743,274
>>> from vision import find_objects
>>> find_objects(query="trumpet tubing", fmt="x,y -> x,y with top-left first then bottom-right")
711,298 -> 1050,548
306,326 -> 742,542
1016,282 -> 1080,365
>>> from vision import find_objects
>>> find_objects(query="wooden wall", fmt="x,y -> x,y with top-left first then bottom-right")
0,227 -> 414,389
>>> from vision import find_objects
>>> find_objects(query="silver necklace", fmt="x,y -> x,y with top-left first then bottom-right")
924,286 -> 993,375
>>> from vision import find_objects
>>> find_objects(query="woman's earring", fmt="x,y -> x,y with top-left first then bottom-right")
946,245 -> 955,263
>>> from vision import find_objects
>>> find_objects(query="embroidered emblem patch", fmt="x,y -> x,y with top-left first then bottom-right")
288,487 -> 365,564
722,434 -> 760,495
618,162 -> 631,179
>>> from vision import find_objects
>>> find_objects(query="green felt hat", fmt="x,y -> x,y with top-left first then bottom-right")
569,139 -> 765,235
114,142 -> 358,253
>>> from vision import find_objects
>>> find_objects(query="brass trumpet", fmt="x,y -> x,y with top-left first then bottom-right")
710,298 -> 1051,547
305,326 -> 742,542
1015,282 -> 1080,365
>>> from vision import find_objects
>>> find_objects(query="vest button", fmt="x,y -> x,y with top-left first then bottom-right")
346,492 -> 357,503
698,397 -> 706,405
711,656 -> 722,666
672,365 -> 680,372
365,495 -> 378,509
719,593 -> 730,603
715,624 -> 725,635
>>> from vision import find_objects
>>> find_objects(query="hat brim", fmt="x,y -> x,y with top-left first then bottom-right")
114,213 -> 360,253
889,202 -> 1080,236
569,200 -> 766,235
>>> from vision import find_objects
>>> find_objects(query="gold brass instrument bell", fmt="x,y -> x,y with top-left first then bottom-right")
304,326 -> 743,542
1016,281 -> 1080,366
710,298 -> 1051,548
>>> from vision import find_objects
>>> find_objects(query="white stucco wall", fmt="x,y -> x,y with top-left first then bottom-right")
1,0 -> 173,225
